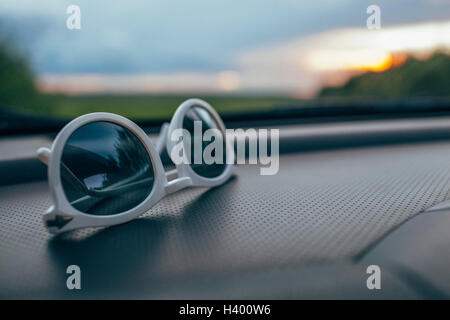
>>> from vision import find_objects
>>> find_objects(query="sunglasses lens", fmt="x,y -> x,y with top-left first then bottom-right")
60,121 -> 154,215
183,106 -> 227,178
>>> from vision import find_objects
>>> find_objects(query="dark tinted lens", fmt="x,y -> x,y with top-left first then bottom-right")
183,106 -> 227,178
61,121 -> 154,215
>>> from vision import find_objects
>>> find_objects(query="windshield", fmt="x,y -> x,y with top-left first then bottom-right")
1,0 -> 450,127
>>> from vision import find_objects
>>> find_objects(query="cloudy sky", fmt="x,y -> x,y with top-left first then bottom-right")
1,0 -> 449,96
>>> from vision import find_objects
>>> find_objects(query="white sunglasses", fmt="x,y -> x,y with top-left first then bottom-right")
37,98 -> 235,234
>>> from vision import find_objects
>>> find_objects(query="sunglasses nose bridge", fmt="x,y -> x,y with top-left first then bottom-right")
164,176 -> 192,195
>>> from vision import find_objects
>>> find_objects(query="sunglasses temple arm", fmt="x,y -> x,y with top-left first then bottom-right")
165,176 -> 191,194
37,147 -> 51,165
155,122 -> 169,155
165,169 -> 178,180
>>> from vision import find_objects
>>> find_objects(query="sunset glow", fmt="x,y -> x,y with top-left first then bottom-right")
303,20 -> 450,74
306,50 -> 396,72
319,51 -> 409,73
36,19 -> 450,96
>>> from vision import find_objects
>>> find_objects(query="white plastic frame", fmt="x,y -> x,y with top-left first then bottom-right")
37,98 -> 235,234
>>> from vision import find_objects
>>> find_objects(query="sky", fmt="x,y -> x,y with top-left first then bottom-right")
1,0 -> 449,96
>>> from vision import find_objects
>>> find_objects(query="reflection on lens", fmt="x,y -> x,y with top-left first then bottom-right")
183,106 -> 227,178
61,121 -> 154,215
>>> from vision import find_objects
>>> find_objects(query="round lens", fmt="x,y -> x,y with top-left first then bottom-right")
60,121 -> 154,215
182,106 -> 227,178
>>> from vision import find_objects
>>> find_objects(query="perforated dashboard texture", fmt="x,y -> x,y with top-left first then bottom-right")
2,141 -> 450,298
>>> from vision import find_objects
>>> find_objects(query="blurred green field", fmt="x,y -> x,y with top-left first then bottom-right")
30,94 -> 304,120
0,38 -> 304,120
2,35 -> 450,122
17,51 -> 450,121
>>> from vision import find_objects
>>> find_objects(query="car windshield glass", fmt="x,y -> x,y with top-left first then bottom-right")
1,0 -> 450,128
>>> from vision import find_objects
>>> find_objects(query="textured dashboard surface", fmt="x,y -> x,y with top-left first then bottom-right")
2,141 -> 450,298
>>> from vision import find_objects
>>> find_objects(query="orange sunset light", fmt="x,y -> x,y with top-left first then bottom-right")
306,49 -> 409,73
346,51 -> 392,72
304,20 -> 450,74
349,52 -> 408,72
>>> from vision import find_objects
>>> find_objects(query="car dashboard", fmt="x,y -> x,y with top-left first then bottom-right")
1,116 -> 450,299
